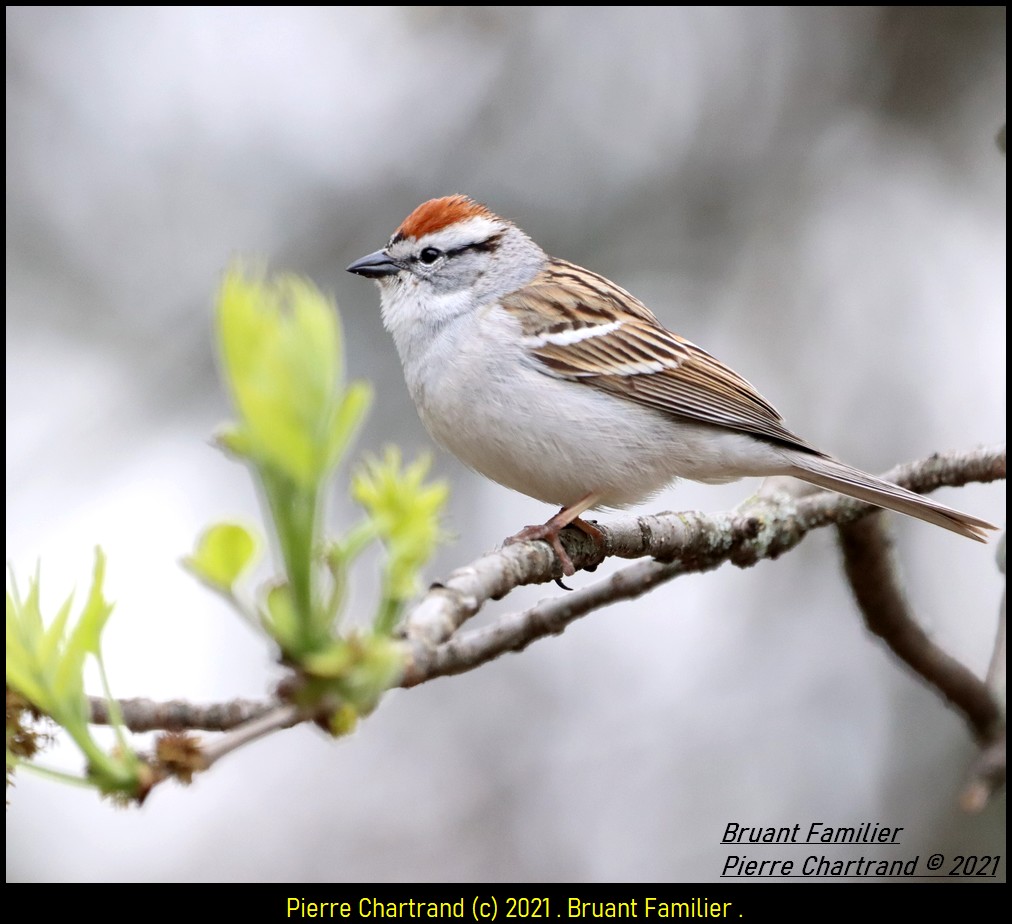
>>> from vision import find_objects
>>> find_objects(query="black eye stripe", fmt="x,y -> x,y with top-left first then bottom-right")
459,230 -> 504,255
413,231 -> 504,264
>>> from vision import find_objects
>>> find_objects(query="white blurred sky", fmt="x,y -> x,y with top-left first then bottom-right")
6,7 -> 1006,882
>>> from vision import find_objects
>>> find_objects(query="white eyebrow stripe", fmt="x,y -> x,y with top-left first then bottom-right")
525,319 -> 623,347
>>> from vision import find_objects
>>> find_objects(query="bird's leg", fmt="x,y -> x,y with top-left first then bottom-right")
506,493 -> 603,576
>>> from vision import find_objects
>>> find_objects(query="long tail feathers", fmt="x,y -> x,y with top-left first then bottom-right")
788,456 -> 997,542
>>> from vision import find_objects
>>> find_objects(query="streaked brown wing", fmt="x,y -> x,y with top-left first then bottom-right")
503,261 -> 817,453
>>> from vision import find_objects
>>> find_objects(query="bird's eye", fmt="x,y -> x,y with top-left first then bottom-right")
418,247 -> 442,265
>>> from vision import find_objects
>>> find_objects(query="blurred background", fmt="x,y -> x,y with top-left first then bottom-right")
6,7 -> 1005,882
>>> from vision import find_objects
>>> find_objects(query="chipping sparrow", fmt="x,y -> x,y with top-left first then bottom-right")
348,195 -> 996,575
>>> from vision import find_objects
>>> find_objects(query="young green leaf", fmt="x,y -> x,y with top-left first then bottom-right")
184,523 -> 258,592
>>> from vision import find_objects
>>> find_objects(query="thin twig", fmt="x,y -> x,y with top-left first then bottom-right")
197,703 -> 303,769
837,513 -> 1001,742
402,558 -> 685,686
89,696 -> 275,732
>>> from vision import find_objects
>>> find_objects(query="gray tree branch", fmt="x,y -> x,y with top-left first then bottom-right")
401,445 -> 1005,682
86,445 -> 1005,804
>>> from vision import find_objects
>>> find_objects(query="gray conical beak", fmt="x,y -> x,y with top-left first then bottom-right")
347,249 -> 400,278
